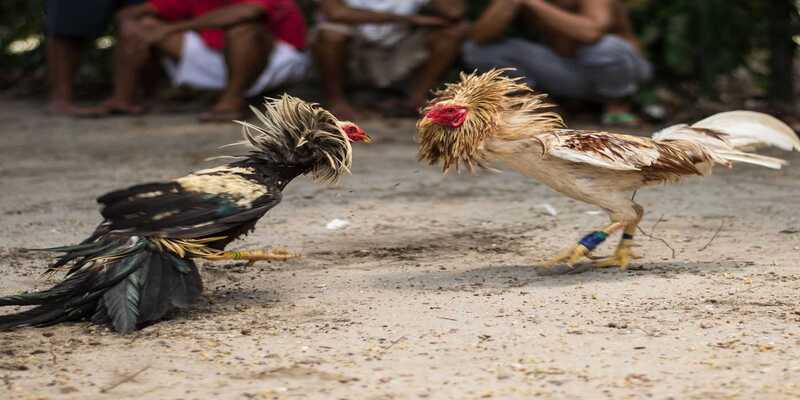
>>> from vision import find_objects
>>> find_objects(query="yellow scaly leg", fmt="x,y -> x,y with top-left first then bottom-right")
202,248 -> 298,264
542,222 -> 624,268
593,223 -> 643,269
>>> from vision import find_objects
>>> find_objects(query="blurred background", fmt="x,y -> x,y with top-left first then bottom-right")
1,0 -> 798,123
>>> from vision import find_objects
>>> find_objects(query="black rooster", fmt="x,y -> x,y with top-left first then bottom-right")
0,95 -> 371,333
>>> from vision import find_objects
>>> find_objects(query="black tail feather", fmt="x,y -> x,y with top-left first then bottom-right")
0,237 -> 203,334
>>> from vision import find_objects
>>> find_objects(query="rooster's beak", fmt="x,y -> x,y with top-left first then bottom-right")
418,117 -> 433,129
362,133 -> 372,144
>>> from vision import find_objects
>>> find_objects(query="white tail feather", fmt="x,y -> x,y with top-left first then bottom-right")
692,110 -> 800,151
713,150 -> 788,170
652,110 -> 799,170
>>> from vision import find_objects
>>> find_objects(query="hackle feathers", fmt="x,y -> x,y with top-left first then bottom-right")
417,68 -> 564,173
234,95 -> 353,183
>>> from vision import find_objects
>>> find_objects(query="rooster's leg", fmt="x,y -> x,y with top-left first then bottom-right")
202,248 -> 298,264
593,205 -> 644,269
592,227 -> 642,269
542,222 -> 624,267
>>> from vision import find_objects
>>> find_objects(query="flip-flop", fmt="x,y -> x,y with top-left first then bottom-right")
602,111 -> 641,127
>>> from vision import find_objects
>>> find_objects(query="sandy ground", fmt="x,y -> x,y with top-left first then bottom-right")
1,97 -> 800,400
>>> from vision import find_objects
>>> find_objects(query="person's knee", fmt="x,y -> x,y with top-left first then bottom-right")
225,21 -> 266,43
117,16 -> 145,38
315,28 -> 351,48
578,35 -> 633,65
431,21 -> 470,44
462,40 -> 502,65
118,16 -> 161,43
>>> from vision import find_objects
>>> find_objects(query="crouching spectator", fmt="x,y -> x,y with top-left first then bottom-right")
464,0 -> 652,126
44,0 -> 145,115
91,0 -> 309,121
313,0 -> 469,119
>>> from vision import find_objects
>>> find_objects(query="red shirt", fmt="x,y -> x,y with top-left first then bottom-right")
150,0 -> 307,50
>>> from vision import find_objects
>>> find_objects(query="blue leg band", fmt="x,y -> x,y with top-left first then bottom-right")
578,231 -> 609,251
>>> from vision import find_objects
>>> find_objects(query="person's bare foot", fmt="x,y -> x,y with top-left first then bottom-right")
328,100 -> 359,121
47,99 -> 82,116
198,108 -> 247,123
198,98 -> 247,123
377,97 -> 421,118
74,99 -> 146,118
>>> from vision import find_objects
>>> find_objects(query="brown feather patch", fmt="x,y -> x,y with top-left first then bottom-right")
643,141 -> 711,182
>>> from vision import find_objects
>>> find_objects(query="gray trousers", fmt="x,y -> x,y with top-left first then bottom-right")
463,35 -> 652,100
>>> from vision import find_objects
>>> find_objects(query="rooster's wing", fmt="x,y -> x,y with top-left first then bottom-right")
97,166 -> 281,239
538,129 -> 711,179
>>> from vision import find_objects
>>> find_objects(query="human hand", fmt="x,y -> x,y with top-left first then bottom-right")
120,18 -> 173,57
138,24 -> 173,46
404,14 -> 450,27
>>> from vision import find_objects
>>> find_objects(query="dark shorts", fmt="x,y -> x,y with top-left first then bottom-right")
43,0 -> 145,39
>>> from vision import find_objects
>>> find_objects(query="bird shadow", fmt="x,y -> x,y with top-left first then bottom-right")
180,287 -> 284,321
374,260 -> 745,291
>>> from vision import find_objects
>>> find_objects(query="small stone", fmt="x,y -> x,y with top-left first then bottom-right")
60,386 -> 79,394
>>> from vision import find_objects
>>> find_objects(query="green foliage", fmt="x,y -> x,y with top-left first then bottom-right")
624,0 -> 794,97
0,0 -> 45,70
463,0 -> 799,99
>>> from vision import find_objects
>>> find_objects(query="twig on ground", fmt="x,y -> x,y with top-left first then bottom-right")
637,225 -> 676,259
100,365 -> 150,393
720,283 -> 768,300
649,214 -> 666,237
699,219 -> 727,252
384,336 -> 406,351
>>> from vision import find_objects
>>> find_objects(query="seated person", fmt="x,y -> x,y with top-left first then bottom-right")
91,0 -> 309,121
464,0 -> 652,125
44,0 -> 144,115
314,0 -> 469,119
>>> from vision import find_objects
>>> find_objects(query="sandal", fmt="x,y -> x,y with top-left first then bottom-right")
602,112 -> 641,128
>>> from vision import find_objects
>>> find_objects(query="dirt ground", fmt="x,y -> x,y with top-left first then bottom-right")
1,97 -> 800,400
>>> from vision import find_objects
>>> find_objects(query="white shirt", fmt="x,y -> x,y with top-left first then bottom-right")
320,0 -> 431,45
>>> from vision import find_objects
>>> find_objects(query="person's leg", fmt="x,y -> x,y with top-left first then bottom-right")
46,36 -> 83,114
203,21 -> 272,120
576,35 -> 645,124
93,16 -> 182,114
312,27 -> 356,120
43,0 -> 117,114
463,38 -> 587,98
408,21 -> 470,109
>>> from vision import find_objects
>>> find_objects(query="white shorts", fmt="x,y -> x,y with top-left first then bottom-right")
163,31 -> 310,96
